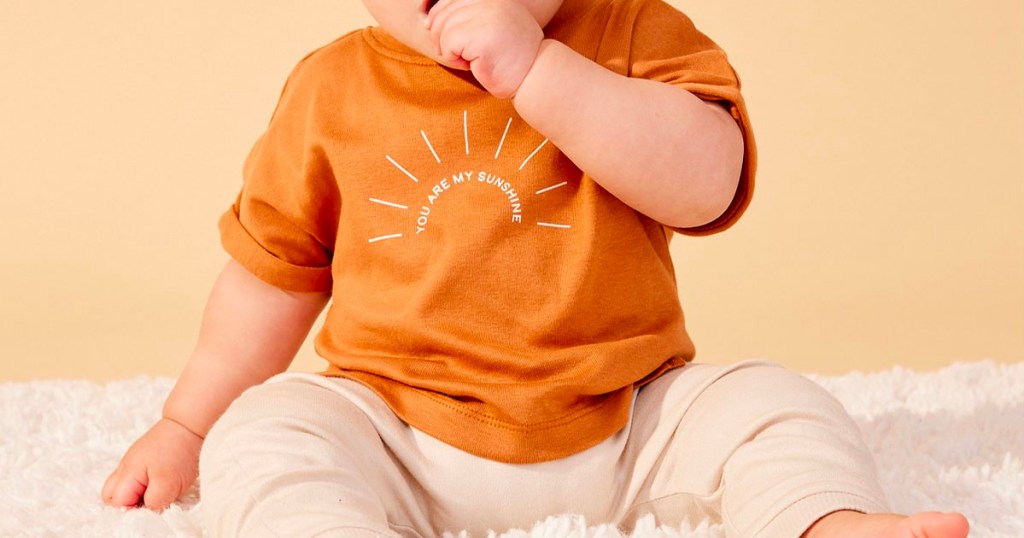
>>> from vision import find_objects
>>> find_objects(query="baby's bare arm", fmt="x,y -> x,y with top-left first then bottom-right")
102,260 -> 330,509
513,41 -> 744,229
162,259 -> 330,438
425,2 -> 744,229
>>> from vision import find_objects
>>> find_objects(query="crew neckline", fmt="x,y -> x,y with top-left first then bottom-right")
364,27 -> 437,65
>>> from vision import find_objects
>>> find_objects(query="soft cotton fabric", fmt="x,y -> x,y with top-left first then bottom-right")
218,0 -> 756,464
199,361 -> 887,537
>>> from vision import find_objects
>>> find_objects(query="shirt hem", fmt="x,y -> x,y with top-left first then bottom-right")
322,369 -> 636,464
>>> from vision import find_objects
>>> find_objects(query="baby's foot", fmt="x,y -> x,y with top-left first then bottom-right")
802,510 -> 969,538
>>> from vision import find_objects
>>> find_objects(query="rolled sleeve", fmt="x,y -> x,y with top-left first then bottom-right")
628,0 -> 757,235
219,55 -> 340,293
673,93 -> 755,237
219,208 -> 333,293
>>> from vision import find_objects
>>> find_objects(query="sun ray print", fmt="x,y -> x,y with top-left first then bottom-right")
385,155 -> 420,183
463,110 -> 470,156
519,138 -> 549,170
495,117 -> 512,160
421,131 -> 441,163
368,233 -> 404,243
369,198 -> 409,210
534,181 -> 568,195
370,112 -> 572,244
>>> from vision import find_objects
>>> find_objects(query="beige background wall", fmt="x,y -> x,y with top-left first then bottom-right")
1,1 -> 1021,381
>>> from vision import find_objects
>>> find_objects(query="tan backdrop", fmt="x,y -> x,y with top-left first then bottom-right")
1,1 -> 1021,381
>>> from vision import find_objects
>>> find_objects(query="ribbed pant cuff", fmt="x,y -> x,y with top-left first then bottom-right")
751,491 -> 890,537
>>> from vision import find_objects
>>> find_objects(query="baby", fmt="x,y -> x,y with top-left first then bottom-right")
103,0 -> 969,536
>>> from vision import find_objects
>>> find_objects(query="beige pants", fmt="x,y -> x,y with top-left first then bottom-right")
199,361 -> 889,537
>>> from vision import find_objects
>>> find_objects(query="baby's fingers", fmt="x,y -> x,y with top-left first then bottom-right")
101,467 -> 147,507
142,470 -> 184,511
424,0 -> 469,29
425,0 -> 474,68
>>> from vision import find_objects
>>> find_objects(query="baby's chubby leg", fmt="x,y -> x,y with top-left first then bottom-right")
199,373 -> 432,538
619,361 -> 896,537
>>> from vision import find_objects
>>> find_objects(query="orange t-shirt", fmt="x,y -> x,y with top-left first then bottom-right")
219,0 -> 756,463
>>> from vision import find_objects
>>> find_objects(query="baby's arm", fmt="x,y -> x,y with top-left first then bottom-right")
512,42 -> 744,229
426,0 -> 744,229
101,260 -> 329,510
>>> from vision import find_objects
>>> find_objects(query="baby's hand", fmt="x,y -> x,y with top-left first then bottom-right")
101,417 -> 203,510
426,0 -> 544,98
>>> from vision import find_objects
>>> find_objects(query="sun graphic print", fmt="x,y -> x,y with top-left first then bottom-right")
364,109 -> 575,245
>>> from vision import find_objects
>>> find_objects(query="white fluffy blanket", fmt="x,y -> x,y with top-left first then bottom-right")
2,361 -> 1022,537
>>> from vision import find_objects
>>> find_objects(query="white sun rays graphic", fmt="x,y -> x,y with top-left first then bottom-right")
367,110 -> 571,243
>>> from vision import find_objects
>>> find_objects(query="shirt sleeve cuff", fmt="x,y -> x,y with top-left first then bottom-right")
218,210 -> 333,293
672,90 -> 757,237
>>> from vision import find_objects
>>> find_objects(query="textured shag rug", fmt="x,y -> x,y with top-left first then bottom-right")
1,361 -> 1022,537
